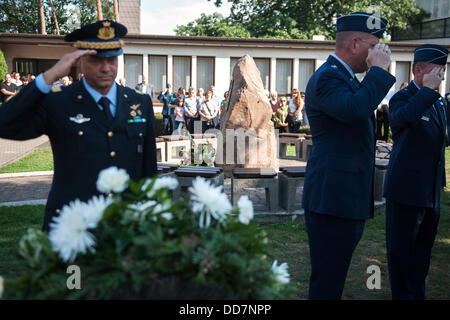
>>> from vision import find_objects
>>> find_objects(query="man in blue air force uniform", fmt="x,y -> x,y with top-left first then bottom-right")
383,44 -> 448,300
0,20 -> 157,231
302,12 -> 396,299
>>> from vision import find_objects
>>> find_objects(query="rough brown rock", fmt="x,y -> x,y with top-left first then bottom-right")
216,55 -> 278,177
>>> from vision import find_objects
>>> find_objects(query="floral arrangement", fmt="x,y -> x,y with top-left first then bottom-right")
1,167 -> 293,299
180,133 -> 216,167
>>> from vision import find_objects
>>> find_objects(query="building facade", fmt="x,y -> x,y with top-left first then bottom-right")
1,33 -> 449,102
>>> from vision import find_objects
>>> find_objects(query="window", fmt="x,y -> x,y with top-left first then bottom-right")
173,56 -> 191,91
276,59 -> 292,94
14,59 -> 36,75
254,58 -> 270,90
298,60 -> 314,92
395,62 -> 411,90
149,55 -> 167,98
124,55 -> 142,90
197,57 -> 214,91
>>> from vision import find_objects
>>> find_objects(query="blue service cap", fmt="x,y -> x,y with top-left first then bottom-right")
337,12 -> 387,38
414,44 -> 449,65
64,19 -> 127,58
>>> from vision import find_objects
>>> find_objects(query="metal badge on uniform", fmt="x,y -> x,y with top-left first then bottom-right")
331,64 -> 337,69
137,144 -> 143,153
128,104 -> 146,124
70,114 -> 91,124
421,116 -> 430,122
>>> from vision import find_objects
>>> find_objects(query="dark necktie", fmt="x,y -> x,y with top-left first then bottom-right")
99,97 -> 112,120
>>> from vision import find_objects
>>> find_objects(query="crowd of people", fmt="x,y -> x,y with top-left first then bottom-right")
271,89 -> 308,133
157,83 -> 226,135
0,72 -> 80,103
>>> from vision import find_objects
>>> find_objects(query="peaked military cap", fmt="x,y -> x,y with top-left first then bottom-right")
337,12 -> 387,38
64,19 -> 127,58
414,44 -> 449,65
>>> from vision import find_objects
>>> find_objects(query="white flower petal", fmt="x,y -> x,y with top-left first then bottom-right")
145,176 -> 179,198
237,195 -> 254,225
96,166 -> 129,194
189,177 -> 231,228
272,260 -> 290,284
49,200 -> 96,262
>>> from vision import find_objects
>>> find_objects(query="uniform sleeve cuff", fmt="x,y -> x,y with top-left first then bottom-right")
35,73 -> 52,94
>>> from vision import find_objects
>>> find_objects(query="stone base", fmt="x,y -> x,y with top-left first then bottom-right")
278,173 -> 304,211
231,176 -> 278,211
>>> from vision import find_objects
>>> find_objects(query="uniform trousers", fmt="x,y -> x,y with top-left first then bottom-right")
386,200 -> 440,300
305,209 -> 365,300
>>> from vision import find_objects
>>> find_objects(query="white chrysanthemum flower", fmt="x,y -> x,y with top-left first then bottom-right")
144,176 -> 179,198
83,195 -> 112,228
0,276 -> 4,299
49,200 -> 96,262
189,177 -> 232,228
237,195 -> 254,225
153,201 -> 170,214
129,200 -> 157,212
96,166 -> 130,194
161,212 -> 173,220
272,260 -> 290,284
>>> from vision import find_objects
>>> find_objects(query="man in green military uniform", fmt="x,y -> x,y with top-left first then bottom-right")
0,20 -> 157,231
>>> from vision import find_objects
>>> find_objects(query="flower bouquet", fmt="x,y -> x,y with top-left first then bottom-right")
1,167 -> 293,299
180,133 -> 216,167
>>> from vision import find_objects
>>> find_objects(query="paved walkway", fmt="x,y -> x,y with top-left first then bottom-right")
0,136 -> 50,167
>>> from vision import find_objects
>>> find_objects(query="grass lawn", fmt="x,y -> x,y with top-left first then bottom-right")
0,148 -> 53,174
1,149 -> 449,299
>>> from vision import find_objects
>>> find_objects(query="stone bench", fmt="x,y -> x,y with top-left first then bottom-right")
278,133 -> 306,160
173,166 -> 224,200
159,135 -> 191,164
155,137 -> 166,163
374,159 -> 389,202
278,166 -> 306,211
231,168 -> 278,211
157,163 -> 178,176
301,137 -> 313,161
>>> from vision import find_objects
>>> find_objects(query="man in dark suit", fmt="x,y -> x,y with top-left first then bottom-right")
383,44 -> 448,300
135,75 -> 154,98
302,12 -> 396,299
0,20 -> 157,231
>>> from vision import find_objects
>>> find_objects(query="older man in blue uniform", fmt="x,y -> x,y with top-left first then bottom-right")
383,44 -> 448,300
302,12 -> 396,299
0,20 -> 157,231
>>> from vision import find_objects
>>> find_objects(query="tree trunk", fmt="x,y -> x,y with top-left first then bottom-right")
113,0 -> 119,22
39,0 -> 46,35
49,0 -> 60,35
96,0 -> 103,21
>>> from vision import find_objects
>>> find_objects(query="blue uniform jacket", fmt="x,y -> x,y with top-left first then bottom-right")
0,80 -> 157,230
383,81 -> 447,209
302,55 -> 396,220
157,92 -> 177,116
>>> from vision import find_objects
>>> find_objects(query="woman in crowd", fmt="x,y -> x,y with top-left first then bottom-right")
197,88 -> 205,103
218,90 -> 229,129
274,97 -> 289,133
199,90 -> 219,133
269,91 -> 280,114
184,87 -> 200,134
177,87 -> 186,100
287,88 -> 304,133
174,97 -> 185,134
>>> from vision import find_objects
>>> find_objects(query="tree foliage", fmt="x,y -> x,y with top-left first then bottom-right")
0,0 -> 114,34
175,13 -> 250,38
177,0 -> 422,39
0,49 -> 8,83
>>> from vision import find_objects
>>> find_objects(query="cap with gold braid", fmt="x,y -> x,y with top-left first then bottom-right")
64,19 -> 127,58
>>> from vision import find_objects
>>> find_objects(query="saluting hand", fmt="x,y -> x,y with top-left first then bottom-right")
366,43 -> 391,71
43,49 -> 97,85
423,67 -> 445,90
